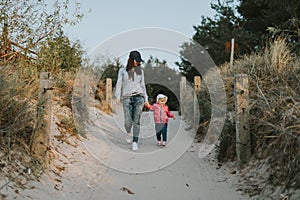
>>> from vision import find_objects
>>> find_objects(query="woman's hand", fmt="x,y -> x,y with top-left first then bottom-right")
116,98 -> 121,104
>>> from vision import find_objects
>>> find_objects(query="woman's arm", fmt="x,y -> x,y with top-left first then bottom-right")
140,70 -> 148,103
115,68 -> 123,104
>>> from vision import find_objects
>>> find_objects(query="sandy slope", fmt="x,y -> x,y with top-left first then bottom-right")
1,106 -> 249,200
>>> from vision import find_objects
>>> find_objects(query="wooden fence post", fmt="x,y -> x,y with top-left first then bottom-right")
81,75 -> 89,131
194,76 -> 201,94
81,75 -> 89,106
180,77 -> 186,117
230,38 -> 235,66
194,76 -> 201,129
72,74 -> 89,137
234,74 -> 251,169
106,78 -> 112,110
30,72 -> 53,168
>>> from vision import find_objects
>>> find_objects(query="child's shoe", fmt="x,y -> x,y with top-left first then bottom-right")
157,141 -> 162,146
162,141 -> 166,146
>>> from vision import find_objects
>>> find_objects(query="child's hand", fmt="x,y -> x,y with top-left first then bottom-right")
144,102 -> 150,109
173,116 -> 176,120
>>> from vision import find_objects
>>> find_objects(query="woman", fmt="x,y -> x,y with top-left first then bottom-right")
115,50 -> 150,151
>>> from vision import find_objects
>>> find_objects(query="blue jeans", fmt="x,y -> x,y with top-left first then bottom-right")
155,123 -> 168,142
122,95 -> 145,142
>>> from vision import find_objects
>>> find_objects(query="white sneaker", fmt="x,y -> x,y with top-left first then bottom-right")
125,133 -> 131,143
132,142 -> 138,151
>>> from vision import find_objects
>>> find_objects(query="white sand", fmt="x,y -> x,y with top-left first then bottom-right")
1,107 -> 249,200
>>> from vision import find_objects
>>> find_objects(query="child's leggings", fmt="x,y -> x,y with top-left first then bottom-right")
155,123 -> 168,142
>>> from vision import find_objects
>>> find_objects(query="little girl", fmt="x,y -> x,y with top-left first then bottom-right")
146,94 -> 175,146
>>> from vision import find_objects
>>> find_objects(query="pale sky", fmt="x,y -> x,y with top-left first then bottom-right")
64,0 -> 215,68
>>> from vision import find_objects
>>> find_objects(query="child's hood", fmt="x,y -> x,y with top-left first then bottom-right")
156,94 -> 168,103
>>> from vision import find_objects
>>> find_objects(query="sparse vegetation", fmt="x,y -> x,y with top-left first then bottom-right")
0,64 -> 35,157
0,0 -> 299,199
215,38 -> 299,196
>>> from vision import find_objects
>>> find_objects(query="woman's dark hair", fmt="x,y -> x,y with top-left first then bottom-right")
126,57 -> 142,80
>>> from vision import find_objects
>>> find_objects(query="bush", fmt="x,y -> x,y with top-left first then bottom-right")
0,64 -> 35,157
218,37 -> 300,191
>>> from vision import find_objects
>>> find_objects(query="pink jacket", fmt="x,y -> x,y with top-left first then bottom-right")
148,103 -> 174,124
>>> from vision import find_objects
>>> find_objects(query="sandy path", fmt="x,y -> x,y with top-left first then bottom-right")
15,142 -> 246,200
2,106 -> 249,200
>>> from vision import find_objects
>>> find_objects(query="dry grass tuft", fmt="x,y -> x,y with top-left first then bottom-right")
52,70 -> 77,108
95,80 -> 112,114
0,62 -> 40,190
216,37 -> 300,192
0,63 -> 36,156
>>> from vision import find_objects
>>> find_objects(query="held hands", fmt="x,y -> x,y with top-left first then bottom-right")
117,99 -> 151,108
144,102 -> 150,109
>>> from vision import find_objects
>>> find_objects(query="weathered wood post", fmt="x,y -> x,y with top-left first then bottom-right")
180,77 -> 186,117
81,75 -> 89,106
234,74 -> 251,169
80,75 -> 89,136
194,76 -> 201,94
30,72 -> 53,168
106,78 -> 112,111
194,76 -> 201,129
71,74 -> 89,137
230,38 -> 235,67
